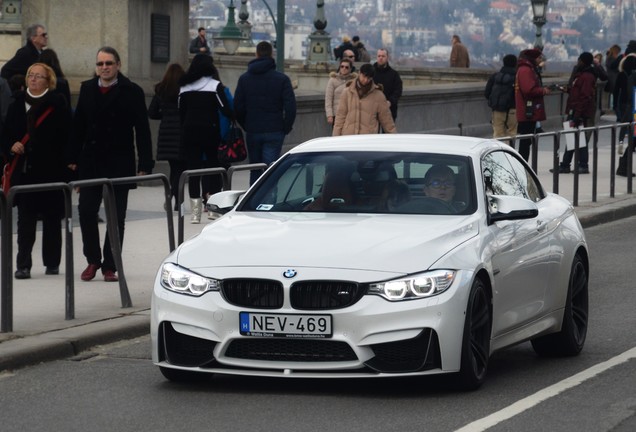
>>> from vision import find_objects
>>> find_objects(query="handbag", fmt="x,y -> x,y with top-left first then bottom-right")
1,106 -> 54,196
217,121 -> 247,163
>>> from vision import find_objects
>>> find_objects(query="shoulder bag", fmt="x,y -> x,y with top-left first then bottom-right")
1,106 -> 54,195
217,120 -> 247,164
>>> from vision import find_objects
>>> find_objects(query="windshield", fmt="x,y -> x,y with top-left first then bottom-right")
239,151 -> 477,215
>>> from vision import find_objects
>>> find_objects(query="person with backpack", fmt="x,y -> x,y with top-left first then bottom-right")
553,52 -> 598,174
485,54 -> 517,139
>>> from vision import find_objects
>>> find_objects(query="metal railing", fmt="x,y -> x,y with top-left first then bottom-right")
0,174 -> 174,333
499,121 -> 634,207
1,182 -> 74,332
176,163 -> 267,245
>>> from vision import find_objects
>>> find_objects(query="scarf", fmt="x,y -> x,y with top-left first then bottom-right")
355,78 -> 373,99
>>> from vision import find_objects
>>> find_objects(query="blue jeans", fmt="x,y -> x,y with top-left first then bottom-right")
246,131 -> 285,184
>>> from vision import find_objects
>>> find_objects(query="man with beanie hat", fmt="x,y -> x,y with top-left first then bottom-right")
515,48 -> 551,161
485,54 -> 517,138
552,52 -> 597,174
333,63 -> 396,136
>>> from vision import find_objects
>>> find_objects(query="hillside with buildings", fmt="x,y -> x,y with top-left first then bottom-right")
191,0 -> 636,68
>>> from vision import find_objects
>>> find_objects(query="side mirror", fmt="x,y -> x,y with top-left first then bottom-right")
488,195 -> 539,223
205,190 -> 245,216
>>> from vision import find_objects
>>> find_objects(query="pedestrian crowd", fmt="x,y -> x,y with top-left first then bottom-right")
485,40 -> 635,178
2,24 -> 635,284
0,26 -> 299,283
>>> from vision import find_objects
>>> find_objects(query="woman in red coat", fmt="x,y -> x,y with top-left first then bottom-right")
515,49 -> 551,161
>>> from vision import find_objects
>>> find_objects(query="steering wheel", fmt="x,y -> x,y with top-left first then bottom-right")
419,197 -> 455,214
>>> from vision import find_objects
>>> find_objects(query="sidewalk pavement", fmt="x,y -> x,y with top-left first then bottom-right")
2,119 -> 636,372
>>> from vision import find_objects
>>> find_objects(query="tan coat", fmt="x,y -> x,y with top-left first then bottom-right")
333,80 -> 397,136
325,71 -> 357,119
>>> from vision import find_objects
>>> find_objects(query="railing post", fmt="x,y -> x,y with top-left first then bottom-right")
177,168 -> 228,245
1,183 -> 74,332
0,190 -> 11,332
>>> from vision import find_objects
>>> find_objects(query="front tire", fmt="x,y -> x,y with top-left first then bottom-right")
531,254 -> 588,357
456,277 -> 492,390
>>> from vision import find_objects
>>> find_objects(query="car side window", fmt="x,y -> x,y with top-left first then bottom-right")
482,151 -> 525,198
482,151 -> 543,202
503,153 -> 543,202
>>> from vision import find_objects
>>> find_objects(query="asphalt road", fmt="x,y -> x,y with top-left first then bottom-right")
0,216 -> 635,432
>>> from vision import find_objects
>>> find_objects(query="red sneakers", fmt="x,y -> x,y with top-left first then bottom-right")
81,264 -> 100,281
102,269 -> 118,282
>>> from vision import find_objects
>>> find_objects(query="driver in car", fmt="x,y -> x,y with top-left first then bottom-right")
423,164 -> 457,204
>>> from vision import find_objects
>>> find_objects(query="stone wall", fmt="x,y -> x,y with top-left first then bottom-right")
0,0 -> 190,92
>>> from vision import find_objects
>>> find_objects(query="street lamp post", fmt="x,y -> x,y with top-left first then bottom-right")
219,0 -> 244,55
531,0 -> 549,50
260,0 -> 285,73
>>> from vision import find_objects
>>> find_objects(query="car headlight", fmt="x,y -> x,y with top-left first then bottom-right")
160,263 -> 220,296
368,270 -> 456,301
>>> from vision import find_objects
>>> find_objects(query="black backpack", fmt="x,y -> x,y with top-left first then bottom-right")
487,71 -> 515,112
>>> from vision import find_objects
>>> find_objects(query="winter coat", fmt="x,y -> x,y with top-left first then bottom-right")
333,80 -> 396,136
1,40 -> 40,80
485,65 -> 516,112
325,71 -> 357,119
565,65 -> 597,123
69,73 -> 154,184
234,57 -> 296,134
189,36 -> 210,55
373,63 -> 403,119
1,90 -> 72,185
614,53 -> 636,122
148,91 -> 182,161
515,58 -> 546,123
450,42 -> 470,68
179,76 -> 233,167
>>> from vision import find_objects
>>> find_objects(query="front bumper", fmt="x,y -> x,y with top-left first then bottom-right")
151,270 -> 473,378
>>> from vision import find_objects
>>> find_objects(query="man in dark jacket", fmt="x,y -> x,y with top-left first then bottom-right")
234,41 -> 296,184
485,54 -> 517,138
1,24 -> 48,80
189,27 -> 210,55
373,48 -> 403,121
68,46 -> 154,282
554,52 -> 598,174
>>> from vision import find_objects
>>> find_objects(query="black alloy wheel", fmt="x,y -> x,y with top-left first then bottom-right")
456,277 -> 492,390
531,253 -> 588,356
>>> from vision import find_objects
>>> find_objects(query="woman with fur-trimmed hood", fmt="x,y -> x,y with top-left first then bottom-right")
325,58 -> 356,127
333,64 -> 396,136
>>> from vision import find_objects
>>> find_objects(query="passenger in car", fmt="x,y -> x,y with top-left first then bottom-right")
382,179 -> 411,211
305,170 -> 355,211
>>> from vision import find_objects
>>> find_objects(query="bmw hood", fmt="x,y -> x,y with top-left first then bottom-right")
176,212 -> 479,275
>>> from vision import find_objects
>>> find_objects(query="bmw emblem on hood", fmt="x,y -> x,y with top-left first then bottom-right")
283,269 -> 297,278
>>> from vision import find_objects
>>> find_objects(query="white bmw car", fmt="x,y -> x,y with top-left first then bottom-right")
151,134 -> 589,389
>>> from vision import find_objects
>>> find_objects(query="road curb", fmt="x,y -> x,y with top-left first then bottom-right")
577,199 -> 636,229
0,313 -> 150,372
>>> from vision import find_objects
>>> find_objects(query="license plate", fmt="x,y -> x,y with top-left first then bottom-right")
239,312 -> 332,338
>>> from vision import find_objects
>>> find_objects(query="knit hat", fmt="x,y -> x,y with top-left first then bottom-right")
626,40 -> 636,55
352,36 -> 360,42
503,54 -> 517,68
520,48 -> 542,61
578,52 -> 593,66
